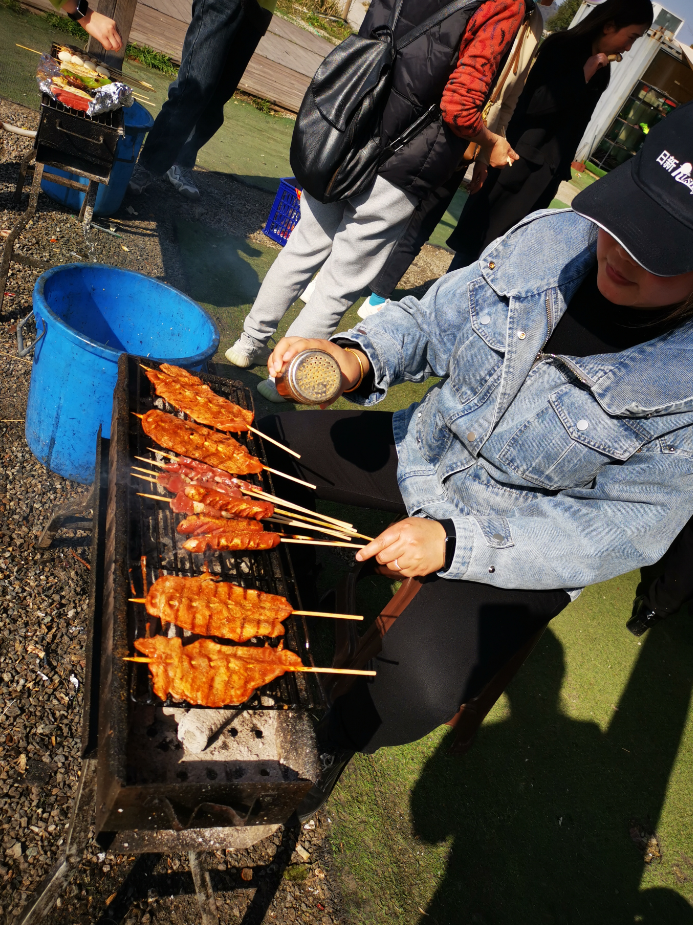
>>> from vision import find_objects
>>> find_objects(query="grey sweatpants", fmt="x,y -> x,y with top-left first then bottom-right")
243,175 -> 418,344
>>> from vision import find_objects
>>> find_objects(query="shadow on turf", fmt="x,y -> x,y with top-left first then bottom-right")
411,617 -> 693,925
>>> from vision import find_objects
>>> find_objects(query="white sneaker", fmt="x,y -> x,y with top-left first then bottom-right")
166,165 -> 201,201
357,295 -> 389,320
225,333 -> 271,368
299,275 -> 318,304
257,377 -> 287,403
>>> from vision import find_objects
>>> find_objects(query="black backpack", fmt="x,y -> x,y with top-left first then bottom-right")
290,0 -> 485,204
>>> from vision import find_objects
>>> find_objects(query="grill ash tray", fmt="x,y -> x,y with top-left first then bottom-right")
96,355 -> 323,833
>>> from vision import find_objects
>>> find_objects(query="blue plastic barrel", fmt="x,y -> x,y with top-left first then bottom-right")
40,101 -> 154,217
26,264 -> 220,485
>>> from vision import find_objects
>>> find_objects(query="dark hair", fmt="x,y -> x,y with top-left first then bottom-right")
547,0 -> 654,49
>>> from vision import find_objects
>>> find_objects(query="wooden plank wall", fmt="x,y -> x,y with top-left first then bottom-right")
20,0 -> 333,112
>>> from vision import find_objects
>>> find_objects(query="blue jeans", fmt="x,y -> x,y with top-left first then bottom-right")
139,0 -> 272,174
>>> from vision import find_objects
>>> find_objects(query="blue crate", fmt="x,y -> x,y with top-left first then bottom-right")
264,178 -> 302,246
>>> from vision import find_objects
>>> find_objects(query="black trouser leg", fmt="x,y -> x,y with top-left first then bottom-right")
176,3 -> 273,169
138,0 -> 245,175
645,515 -> 693,615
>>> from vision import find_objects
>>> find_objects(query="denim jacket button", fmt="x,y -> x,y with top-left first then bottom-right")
492,533 -> 504,542
488,261 -> 495,270
517,331 -> 526,339
467,432 -> 476,441
488,566 -> 495,573
576,419 -> 589,431
479,314 -> 491,325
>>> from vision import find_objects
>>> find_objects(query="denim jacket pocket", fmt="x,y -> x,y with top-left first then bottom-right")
415,387 -> 454,466
468,278 -> 507,352
498,385 -> 646,490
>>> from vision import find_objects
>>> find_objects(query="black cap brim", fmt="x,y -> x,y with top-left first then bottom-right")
572,160 -> 693,277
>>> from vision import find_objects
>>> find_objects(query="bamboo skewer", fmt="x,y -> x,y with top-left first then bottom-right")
262,465 -> 316,490
246,425 -> 301,459
139,451 -> 354,530
124,656 -> 375,675
127,598 -> 363,620
136,494 -> 363,548
282,538 -> 366,548
129,472 -> 358,540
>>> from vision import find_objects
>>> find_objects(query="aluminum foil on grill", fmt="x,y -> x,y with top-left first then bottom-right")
37,53 -> 133,116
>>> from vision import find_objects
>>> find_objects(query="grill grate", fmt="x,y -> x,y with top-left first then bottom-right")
42,93 -> 121,128
126,358 -> 321,712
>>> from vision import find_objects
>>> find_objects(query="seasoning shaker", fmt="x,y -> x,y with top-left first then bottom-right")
275,349 -> 343,404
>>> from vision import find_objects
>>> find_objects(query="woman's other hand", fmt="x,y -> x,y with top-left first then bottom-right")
484,133 -> 519,169
469,160 -> 489,195
355,518 -> 446,577
267,336 -> 369,407
81,10 -> 123,51
584,53 -> 608,82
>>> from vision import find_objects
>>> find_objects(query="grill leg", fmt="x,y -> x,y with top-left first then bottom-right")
189,850 -> 220,925
79,180 -> 98,229
13,147 -> 37,203
0,162 -> 43,316
37,484 -> 95,549
12,758 -> 97,925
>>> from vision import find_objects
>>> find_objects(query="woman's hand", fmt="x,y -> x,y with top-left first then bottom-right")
267,336 -> 369,407
469,160 -> 489,195
584,53 -> 608,83
355,517 -> 446,577
485,134 -> 519,169
81,10 -> 123,51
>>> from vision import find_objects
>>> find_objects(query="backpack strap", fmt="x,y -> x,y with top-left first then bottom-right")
396,0 -> 487,51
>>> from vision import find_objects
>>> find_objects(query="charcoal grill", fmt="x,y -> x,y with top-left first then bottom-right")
15,359 -> 324,925
1,43 -> 126,314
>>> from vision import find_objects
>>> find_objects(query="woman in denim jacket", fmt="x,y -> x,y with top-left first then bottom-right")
258,103 -> 693,818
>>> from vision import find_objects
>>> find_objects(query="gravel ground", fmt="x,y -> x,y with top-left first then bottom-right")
0,100 -> 348,925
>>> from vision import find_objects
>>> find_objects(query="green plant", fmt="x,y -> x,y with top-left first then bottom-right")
251,96 -> 273,115
546,0 -> 581,32
125,42 -> 177,76
1,0 -> 23,13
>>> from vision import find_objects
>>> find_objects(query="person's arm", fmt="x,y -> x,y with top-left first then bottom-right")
440,0 -> 525,167
445,445 -> 693,587
268,263 -> 482,406
357,441 -> 693,584
52,0 -> 123,51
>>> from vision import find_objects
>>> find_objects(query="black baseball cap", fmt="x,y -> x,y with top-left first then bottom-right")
572,100 -> 693,277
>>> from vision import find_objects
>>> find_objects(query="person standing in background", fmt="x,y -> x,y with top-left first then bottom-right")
446,0 -> 653,271
227,0 -> 527,401
128,0 -> 275,202
49,0 -> 123,51
362,0 -> 553,318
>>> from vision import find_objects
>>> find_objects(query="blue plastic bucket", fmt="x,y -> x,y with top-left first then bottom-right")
26,264 -> 220,485
40,101 -> 154,217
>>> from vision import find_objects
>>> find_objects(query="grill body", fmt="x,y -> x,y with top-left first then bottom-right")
92,356 -> 321,834
36,96 -> 124,183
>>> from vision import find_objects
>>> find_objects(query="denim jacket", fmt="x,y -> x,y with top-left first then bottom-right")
334,210 -> 693,592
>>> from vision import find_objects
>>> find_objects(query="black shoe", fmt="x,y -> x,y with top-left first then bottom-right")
297,745 -> 354,823
627,596 -> 666,637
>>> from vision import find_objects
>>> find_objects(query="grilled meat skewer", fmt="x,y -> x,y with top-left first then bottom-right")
133,636 -> 303,706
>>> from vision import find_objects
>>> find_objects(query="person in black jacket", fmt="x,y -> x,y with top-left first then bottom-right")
447,0 -> 653,271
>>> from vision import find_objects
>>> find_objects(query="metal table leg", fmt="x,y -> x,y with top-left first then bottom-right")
0,162 -> 44,315
189,851 -> 221,925
79,180 -> 99,230
12,759 -> 97,925
13,148 -> 37,203
37,484 -> 95,549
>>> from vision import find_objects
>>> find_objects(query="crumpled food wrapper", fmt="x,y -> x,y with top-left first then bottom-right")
37,53 -> 133,116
